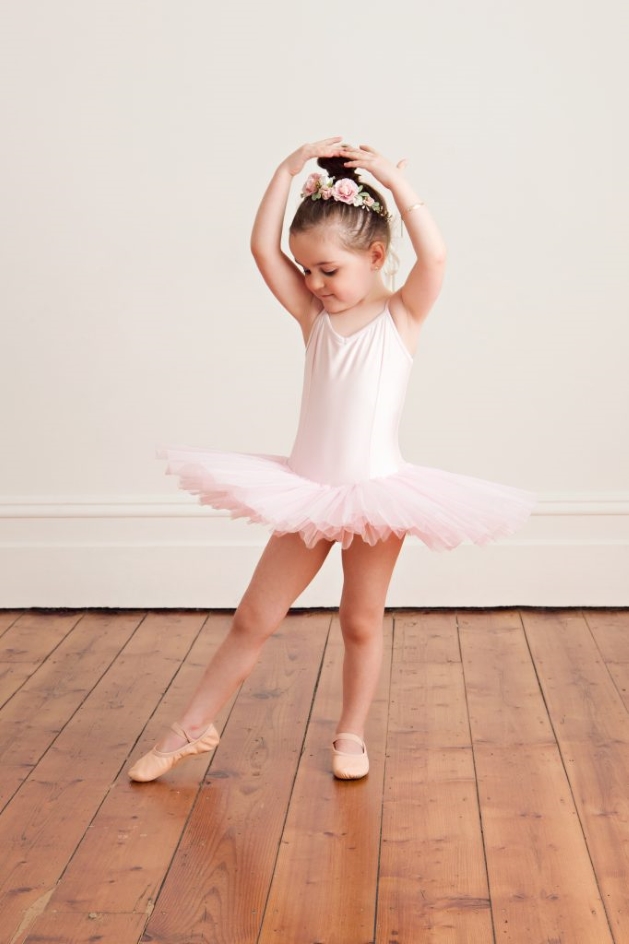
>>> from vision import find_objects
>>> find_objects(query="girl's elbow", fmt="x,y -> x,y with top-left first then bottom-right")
250,242 -> 274,273
433,242 -> 447,269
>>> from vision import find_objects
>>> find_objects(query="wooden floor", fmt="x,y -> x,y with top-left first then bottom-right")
1,609 -> 629,943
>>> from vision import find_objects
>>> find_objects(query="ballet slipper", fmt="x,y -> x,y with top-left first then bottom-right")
332,732 -> 369,780
128,721 -> 220,783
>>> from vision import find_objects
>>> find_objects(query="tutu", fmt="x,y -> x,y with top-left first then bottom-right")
160,308 -> 536,550
159,446 -> 536,550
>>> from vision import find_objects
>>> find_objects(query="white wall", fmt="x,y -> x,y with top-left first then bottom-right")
1,1 -> 627,607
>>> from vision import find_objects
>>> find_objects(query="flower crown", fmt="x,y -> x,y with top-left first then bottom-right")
300,172 -> 391,220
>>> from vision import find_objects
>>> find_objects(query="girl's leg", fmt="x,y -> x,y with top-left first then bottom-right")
335,534 -> 404,755
156,532 -> 333,752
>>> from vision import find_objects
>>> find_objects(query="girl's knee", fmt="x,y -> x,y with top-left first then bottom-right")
339,604 -> 383,645
231,598 -> 285,643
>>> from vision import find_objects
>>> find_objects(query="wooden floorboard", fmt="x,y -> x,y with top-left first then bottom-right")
460,610 -> 613,942
144,612 -> 332,944
377,611 -> 492,943
259,616 -> 392,944
0,607 -> 628,944
523,610 -> 629,942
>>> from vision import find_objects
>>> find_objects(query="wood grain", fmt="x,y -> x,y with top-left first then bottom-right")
461,609 -> 613,943
258,615 -> 393,944
1,607 -> 629,944
0,610 -> 80,662
377,611 -> 492,943
33,613 -> 233,924
22,912 -> 147,944
0,611 -> 82,708
0,610 -> 207,944
585,608 -> 629,713
0,610 -> 143,807
524,609 -> 629,943
0,609 -> 21,636
142,611 -> 332,944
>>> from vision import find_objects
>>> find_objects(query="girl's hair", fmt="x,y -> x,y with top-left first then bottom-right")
290,155 -> 391,253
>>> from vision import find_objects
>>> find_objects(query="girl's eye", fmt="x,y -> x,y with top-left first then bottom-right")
322,269 -> 337,276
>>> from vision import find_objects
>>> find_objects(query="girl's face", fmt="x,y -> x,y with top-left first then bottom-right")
289,227 -> 385,314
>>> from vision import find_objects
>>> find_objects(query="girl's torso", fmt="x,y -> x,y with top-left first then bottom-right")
288,307 -> 413,486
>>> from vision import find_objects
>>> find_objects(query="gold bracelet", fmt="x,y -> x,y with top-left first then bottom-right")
403,201 -> 425,216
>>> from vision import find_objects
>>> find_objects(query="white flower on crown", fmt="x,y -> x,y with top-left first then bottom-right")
302,172 -> 332,196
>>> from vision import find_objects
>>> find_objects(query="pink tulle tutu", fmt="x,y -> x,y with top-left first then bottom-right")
159,309 -> 536,550
158,445 -> 536,551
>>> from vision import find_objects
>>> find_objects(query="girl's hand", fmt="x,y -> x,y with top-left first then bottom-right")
339,143 -> 407,190
281,136 -> 344,177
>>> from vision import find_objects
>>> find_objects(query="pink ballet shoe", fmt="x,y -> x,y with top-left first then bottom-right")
332,733 -> 369,780
128,721 -> 220,782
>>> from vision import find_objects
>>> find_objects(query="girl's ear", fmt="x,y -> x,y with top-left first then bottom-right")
370,241 -> 387,269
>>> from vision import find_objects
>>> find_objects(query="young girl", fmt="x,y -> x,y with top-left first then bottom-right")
129,137 -> 535,783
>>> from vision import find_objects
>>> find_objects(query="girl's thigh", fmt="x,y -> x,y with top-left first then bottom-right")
339,534 -> 405,617
238,531 -> 334,625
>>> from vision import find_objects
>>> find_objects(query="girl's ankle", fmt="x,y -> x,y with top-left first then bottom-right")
179,719 -> 213,740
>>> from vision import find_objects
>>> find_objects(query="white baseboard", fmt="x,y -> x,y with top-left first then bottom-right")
1,494 -> 628,608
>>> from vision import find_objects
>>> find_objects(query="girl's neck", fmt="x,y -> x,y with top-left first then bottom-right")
326,291 -> 391,334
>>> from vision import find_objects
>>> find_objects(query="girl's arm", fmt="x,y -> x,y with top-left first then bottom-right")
251,137 -> 343,331
339,144 -> 447,330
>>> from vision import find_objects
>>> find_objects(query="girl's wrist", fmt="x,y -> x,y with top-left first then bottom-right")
275,162 -> 298,184
390,187 -> 425,216
282,145 -> 313,178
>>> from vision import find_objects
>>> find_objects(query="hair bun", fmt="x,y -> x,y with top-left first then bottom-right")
317,155 -> 359,182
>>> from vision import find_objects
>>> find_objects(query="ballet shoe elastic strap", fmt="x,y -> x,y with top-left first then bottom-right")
333,732 -> 365,751
170,721 -> 193,742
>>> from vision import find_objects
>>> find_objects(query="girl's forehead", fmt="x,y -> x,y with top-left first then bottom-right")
289,228 -> 348,259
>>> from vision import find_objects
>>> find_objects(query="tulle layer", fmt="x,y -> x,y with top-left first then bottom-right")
158,445 -> 536,551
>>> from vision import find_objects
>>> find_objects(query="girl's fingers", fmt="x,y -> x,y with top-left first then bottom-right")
316,136 -> 343,149
302,137 -> 343,160
340,144 -> 384,167
341,146 -> 370,157
313,139 -> 345,159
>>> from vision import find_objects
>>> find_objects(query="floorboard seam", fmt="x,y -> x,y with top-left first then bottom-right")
456,609 -> 497,944
520,609 -> 617,943
255,610 -> 334,944
371,613 -> 396,944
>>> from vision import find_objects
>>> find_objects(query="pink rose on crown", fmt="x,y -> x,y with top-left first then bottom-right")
332,178 -> 360,204
302,173 -> 324,196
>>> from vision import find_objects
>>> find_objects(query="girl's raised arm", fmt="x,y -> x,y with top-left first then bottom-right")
339,144 -> 447,332
251,138 -> 343,329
